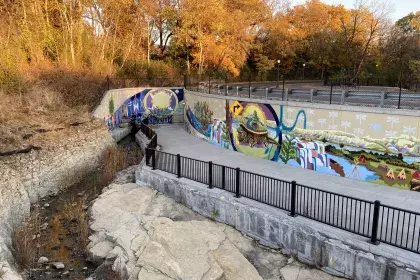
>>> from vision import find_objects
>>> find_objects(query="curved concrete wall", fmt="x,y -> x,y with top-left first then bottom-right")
183,90 -> 420,190
93,87 -> 184,128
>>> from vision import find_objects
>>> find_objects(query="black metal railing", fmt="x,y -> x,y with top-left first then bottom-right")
295,184 -> 374,237
378,205 -> 420,253
145,147 -> 420,254
186,78 -> 420,110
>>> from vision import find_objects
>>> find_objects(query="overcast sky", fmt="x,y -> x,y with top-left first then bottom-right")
292,0 -> 420,22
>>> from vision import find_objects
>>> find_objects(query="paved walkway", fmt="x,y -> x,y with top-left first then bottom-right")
154,124 -> 420,212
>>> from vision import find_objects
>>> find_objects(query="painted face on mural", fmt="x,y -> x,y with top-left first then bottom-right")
144,89 -> 179,118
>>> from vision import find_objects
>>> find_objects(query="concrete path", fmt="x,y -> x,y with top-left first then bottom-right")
154,124 -> 420,213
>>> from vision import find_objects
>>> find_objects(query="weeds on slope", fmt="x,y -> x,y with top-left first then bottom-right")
12,205 -> 41,269
101,146 -> 125,185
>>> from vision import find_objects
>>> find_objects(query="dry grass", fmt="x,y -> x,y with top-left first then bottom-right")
12,205 -> 41,269
0,66 -> 107,151
62,196 -> 89,251
101,146 -> 125,185
33,67 -> 108,110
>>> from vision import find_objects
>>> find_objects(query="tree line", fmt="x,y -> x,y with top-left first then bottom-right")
1,0 -> 419,91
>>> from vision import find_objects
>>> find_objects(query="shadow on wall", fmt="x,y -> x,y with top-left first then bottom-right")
184,92 -> 420,191
105,88 -> 184,128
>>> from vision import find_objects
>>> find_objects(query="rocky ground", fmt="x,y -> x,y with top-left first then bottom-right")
0,119 -> 116,280
88,166 -> 342,280
22,138 -> 142,280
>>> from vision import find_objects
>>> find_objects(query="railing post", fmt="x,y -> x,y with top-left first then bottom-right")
146,148 -> 150,165
222,166 -> 225,189
235,168 -> 241,198
330,81 -> 333,104
282,75 -> 285,97
370,200 -> 381,245
290,181 -> 297,217
341,90 -> 346,104
177,154 -> 181,178
398,83 -> 402,109
152,150 -> 156,170
208,161 -> 213,188
380,91 -> 386,107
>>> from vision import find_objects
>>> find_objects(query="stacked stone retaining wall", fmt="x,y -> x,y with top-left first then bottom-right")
0,120 -> 114,279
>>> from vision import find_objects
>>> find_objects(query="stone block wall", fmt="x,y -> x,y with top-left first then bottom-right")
0,121 -> 114,278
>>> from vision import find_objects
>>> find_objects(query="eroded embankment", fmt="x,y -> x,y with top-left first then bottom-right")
0,120 -> 114,279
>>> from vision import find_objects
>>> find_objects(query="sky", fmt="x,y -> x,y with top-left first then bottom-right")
292,0 -> 420,21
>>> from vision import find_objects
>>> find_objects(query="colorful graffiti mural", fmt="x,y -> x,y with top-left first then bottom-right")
106,88 -> 184,128
184,92 -> 420,191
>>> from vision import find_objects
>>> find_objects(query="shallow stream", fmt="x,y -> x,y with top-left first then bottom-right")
20,135 -> 141,280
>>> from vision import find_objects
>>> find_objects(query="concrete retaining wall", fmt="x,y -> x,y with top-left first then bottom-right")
93,87 -> 185,124
183,90 -> 420,190
93,87 -> 182,119
0,121 -> 114,279
136,166 -> 420,280
135,130 -> 150,153
185,90 -> 420,119
111,126 -> 131,142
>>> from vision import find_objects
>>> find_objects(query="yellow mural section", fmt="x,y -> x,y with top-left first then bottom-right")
284,105 -> 420,139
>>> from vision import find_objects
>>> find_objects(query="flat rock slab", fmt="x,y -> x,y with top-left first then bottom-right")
89,181 -> 340,280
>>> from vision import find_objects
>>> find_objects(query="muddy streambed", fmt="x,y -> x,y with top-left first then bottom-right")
19,136 -> 141,280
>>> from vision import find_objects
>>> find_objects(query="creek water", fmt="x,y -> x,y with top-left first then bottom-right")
22,135 -> 141,280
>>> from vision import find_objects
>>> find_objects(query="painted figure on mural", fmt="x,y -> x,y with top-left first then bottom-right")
186,101 -> 213,137
106,88 -> 184,128
217,123 -> 222,144
228,102 -> 282,161
184,93 -> 420,191
212,120 -> 218,142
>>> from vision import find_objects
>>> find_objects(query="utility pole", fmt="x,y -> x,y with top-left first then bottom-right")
276,59 -> 281,88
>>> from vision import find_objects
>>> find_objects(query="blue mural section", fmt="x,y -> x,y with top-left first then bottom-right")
106,88 -> 184,128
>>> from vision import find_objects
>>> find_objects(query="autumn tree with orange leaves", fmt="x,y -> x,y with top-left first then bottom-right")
0,0 -> 419,87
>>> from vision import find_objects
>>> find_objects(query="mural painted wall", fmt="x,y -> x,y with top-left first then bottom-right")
106,88 -> 184,128
184,91 -> 420,191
